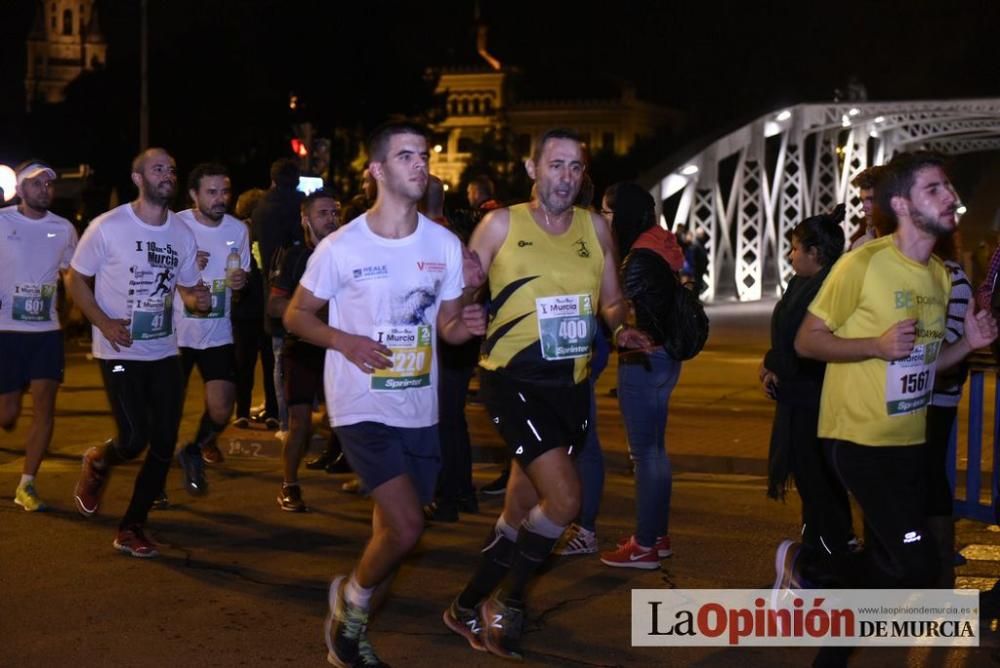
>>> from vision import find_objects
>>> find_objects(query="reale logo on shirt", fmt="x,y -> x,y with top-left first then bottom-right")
352,265 -> 389,281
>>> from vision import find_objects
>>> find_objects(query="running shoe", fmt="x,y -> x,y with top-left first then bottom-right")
554,524 -> 597,556
277,484 -> 306,512
324,575 -> 369,668
616,534 -> 672,558
14,481 -> 47,512
74,445 -> 109,517
201,439 -> 224,464
443,598 -> 485,651
113,525 -> 159,558
479,595 -> 524,661
356,635 -> 390,667
232,416 -> 251,429
600,535 -> 660,570
177,446 -> 207,496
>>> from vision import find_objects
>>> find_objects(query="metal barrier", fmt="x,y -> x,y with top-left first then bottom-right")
951,359 -> 1000,524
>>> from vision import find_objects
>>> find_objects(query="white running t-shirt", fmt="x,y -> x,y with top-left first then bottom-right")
299,214 -> 465,428
173,210 -> 251,350
71,204 -> 201,361
0,206 -> 78,332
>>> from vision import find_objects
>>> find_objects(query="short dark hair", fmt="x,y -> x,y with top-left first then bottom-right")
367,120 -> 430,163
131,147 -> 172,174
851,165 -> 884,190
791,206 -> 846,268
531,128 -> 582,162
469,174 -> 494,198
187,162 -> 229,193
300,189 -> 337,215
874,151 -> 947,225
270,158 -> 300,189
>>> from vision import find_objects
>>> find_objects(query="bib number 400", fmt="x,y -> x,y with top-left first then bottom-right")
900,370 -> 931,394
557,318 -> 589,341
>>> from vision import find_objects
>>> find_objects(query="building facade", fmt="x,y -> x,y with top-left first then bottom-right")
25,0 -> 107,111
428,67 -> 681,188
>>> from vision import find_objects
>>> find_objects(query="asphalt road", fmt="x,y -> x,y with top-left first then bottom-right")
3,300 -> 1000,666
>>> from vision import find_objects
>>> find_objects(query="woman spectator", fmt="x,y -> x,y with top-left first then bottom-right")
765,208 -> 856,588
597,182 -> 685,569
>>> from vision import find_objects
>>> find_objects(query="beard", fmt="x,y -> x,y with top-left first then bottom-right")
142,175 -> 176,206
199,203 -> 226,222
911,208 -> 954,238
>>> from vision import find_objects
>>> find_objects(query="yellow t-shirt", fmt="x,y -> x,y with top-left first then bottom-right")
808,235 -> 951,446
480,203 -> 604,386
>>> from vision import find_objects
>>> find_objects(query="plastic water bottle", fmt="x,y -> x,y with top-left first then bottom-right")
225,247 -> 241,286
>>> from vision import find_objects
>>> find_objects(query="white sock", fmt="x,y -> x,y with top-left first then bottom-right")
345,573 -> 374,610
19,474 -> 34,488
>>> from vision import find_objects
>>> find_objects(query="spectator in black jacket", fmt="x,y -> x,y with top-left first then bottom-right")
761,208 -> 856,587
253,159 -> 304,438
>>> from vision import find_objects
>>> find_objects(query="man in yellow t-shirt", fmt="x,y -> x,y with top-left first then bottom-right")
792,152 -> 996,596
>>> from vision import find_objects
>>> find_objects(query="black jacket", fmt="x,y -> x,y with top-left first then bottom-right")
620,247 -> 681,347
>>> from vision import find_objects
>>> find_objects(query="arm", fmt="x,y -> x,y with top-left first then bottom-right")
65,268 -> 131,351
590,211 -> 651,349
937,305 -> 998,372
267,290 -> 290,319
283,285 -> 392,373
177,282 -> 212,315
975,246 -> 1000,311
794,312 -> 917,362
437,297 -> 487,345
467,208 -> 509,280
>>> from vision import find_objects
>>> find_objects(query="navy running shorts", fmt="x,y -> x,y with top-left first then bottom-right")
333,422 -> 440,504
0,330 -> 64,393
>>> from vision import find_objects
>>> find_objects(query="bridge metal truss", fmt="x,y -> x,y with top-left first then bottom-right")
649,99 -> 1000,302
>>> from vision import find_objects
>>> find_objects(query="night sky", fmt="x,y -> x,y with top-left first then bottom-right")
1,0 -> 999,194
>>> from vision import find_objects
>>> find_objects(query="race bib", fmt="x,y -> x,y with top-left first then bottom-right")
885,342 -> 938,416
12,282 -> 55,322
536,294 -> 595,360
185,279 -> 227,319
131,299 -> 173,341
370,324 -> 433,392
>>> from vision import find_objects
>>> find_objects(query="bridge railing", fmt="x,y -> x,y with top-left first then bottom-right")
952,354 -> 1000,524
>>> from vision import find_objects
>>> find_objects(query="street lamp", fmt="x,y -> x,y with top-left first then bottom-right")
0,165 -> 15,201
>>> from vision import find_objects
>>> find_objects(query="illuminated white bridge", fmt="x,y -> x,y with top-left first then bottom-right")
646,99 -> 1000,302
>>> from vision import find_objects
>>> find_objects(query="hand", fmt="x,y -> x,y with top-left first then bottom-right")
192,280 -> 212,314
227,268 -> 247,291
616,325 -> 653,350
196,249 -> 210,270
334,332 -> 393,374
462,245 -> 486,290
760,368 -> 779,400
99,318 -> 132,352
461,304 -> 487,336
876,318 -> 917,361
964,306 -> 999,351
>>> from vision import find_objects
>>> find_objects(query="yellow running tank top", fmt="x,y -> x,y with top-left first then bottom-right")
480,203 -> 604,386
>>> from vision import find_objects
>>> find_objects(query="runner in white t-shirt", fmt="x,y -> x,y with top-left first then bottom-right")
285,121 -> 486,667
0,161 -> 78,512
66,148 -> 210,559
165,164 -> 250,501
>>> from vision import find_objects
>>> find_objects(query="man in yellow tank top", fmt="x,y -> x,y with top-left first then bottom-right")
791,153 -> 996,653
443,128 -> 650,660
